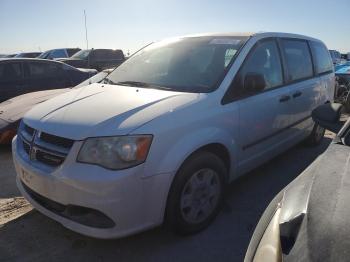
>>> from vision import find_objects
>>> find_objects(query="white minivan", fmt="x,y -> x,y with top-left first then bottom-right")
13,32 -> 334,238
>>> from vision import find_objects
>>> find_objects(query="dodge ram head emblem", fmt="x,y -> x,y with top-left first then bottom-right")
29,146 -> 37,161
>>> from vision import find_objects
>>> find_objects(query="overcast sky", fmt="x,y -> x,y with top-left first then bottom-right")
0,0 -> 349,54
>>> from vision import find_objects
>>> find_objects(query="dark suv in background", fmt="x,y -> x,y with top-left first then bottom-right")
58,49 -> 125,71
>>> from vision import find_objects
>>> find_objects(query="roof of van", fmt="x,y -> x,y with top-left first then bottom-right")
179,32 -> 322,42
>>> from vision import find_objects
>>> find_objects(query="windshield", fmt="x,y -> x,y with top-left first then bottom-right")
72,49 -> 91,59
104,36 -> 247,93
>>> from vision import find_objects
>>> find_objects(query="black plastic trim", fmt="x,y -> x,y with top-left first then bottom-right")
22,181 -> 115,229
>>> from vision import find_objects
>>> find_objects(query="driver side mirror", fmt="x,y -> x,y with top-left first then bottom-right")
312,103 -> 343,133
244,73 -> 266,93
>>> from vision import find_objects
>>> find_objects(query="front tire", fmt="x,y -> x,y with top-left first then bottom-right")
305,123 -> 325,146
166,151 -> 227,235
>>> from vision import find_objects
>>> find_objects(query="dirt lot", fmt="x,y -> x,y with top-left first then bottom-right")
0,132 -> 334,262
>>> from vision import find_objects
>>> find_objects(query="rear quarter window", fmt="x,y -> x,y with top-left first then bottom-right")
27,62 -> 63,77
110,50 -> 125,60
310,41 -> 333,74
281,39 -> 313,82
93,50 -> 124,60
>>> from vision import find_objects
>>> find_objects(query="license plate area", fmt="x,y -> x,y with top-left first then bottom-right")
21,168 -> 34,185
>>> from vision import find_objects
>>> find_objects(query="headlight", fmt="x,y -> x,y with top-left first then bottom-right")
77,135 -> 153,170
253,208 -> 282,262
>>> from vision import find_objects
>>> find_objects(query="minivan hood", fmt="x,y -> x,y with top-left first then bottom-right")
24,83 -> 200,140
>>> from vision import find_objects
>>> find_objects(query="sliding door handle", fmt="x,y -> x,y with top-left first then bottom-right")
293,91 -> 302,98
279,95 -> 291,102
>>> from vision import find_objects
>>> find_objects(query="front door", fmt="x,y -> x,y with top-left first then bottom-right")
233,39 -> 295,174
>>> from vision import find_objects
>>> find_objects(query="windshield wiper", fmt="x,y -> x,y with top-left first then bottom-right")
115,81 -> 151,87
103,78 -> 118,85
115,81 -> 172,90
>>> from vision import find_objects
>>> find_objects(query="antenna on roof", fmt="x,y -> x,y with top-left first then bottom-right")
84,10 -> 89,49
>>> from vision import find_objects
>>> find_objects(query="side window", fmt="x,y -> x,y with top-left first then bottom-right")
93,50 -> 124,60
67,49 -> 80,57
92,50 -> 109,60
240,40 -> 283,92
310,41 -> 333,74
0,62 -> 22,81
27,62 -> 62,77
281,39 -> 313,81
110,50 -> 125,60
101,50 -> 112,60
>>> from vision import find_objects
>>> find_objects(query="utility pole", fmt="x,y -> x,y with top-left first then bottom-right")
84,9 -> 90,68
84,10 -> 89,49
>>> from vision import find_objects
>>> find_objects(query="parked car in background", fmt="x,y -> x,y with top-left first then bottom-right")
244,103 -> 348,262
334,60 -> 350,71
0,58 -> 96,103
14,52 -> 42,58
0,68 -> 113,144
335,64 -> 350,85
4,54 -> 17,58
329,49 -> 344,65
58,49 -> 125,71
37,48 -> 81,60
13,32 -> 334,239
334,64 -> 350,111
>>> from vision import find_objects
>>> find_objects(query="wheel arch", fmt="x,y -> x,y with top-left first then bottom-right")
163,142 -> 231,229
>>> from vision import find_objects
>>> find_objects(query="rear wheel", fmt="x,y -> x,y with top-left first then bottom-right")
305,123 -> 325,146
166,151 -> 227,235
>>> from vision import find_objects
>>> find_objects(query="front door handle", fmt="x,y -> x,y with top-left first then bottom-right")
279,95 -> 291,102
293,91 -> 302,98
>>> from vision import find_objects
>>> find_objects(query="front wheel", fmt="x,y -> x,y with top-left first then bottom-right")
166,151 -> 227,235
305,123 -> 325,146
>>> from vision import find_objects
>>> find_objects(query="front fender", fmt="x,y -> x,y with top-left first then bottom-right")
143,127 -> 239,180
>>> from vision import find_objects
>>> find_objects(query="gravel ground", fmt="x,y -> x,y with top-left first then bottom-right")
0,132 -> 334,262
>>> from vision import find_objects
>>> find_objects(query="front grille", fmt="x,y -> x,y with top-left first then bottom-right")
19,123 -> 74,168
40,132 -> 74,149
22,141 -> 30,155
36,150 -> 65,166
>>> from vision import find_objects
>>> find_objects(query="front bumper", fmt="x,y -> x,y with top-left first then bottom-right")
13,136 -> 173,239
